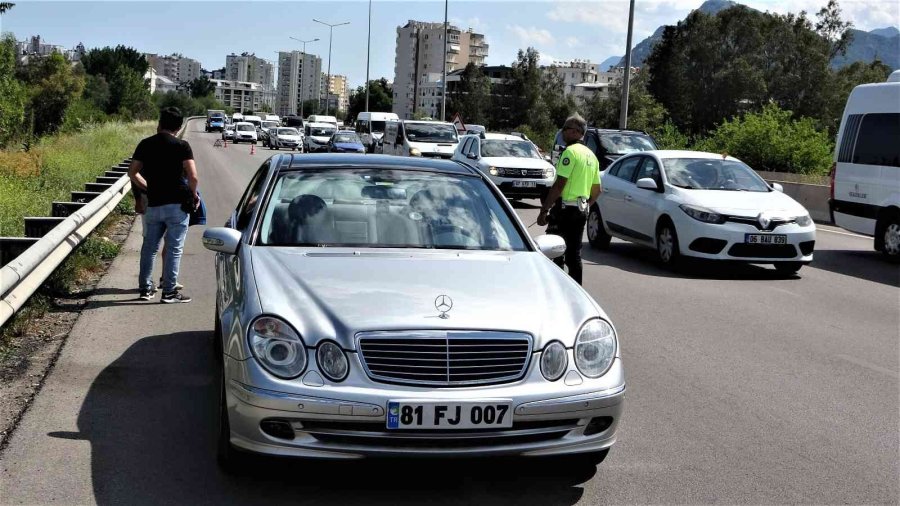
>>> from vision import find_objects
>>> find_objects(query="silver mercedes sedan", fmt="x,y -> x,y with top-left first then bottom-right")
202,154 -> 625,472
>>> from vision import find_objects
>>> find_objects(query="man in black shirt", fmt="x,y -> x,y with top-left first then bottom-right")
128,107 -> 199,302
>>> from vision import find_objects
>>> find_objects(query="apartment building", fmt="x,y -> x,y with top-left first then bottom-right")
276,51 -> 323,117
326,74 -> 350,112
212,79 -> 270,113
146,53 -> 202,84
225,53 -> 275,89
392,20 -> 489,119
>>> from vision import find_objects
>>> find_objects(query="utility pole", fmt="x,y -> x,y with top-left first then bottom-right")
314,18 -> 350,117
441,0 -> 449,122
289,37 -> 319,118
365,0 -> 372,112
619,0 -> 636,129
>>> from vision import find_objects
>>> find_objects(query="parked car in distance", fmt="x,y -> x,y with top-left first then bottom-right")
264,114 -> 281,125
382,120 -> 459,158
588,150 -> 816,274
828,76 -> 900,259
259,121 -> 279,144
304,122 -> 337,152
232,122 -> 258,144
327,131 -> 366,153
306,114 -> 338,129
222,124 -> 235,141
552,128 -> 658,170
452,133 -> 554,200
356,112 -> 400,152
268,127 -> 303,151
202,153 -> 624,471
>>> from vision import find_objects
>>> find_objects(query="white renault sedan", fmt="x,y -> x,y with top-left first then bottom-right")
588,151 -> 816,274
452,133 -> 555,200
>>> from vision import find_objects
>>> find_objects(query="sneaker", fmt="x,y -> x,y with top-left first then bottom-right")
160,278 -> 184,291
139,287 -> 157,301
161,291 -> 192,304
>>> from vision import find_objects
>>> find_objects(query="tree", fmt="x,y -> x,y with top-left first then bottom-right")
259,103 -> 273,113
346,78 -> 393,122
447,63 -> 492,127
505,48 -> 548,132
109,66 -> 153,119
301,99 -> 320,116
81,45 -> 149,78
83,75 -> 111,111
188,76 -> 215,98
0,3 -> 14,14
0,36 -> 27,148
16,52 -> 85,137
815,0 -> 854,60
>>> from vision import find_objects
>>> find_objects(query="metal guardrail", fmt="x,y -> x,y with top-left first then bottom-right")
0,117 -> 200,329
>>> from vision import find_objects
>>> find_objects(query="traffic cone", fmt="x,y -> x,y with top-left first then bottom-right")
250,143 -> 255,155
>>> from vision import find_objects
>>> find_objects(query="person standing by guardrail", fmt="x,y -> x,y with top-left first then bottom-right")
537,113 -> 601,285
128,107 -> 199,303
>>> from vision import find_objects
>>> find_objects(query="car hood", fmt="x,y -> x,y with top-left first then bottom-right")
334,141 -> 364,150
676,188 -> 807,217
483,157 -> 551,169
249,247 -> 606,350
277,135 -> 302,142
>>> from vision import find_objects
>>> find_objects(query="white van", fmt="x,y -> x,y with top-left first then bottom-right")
304,122 -> 337,152
243,115 -> 262,128
356,112 -> 399,152
382,120 -> 459,159
306,115 -> 338,128
829,77 -> 900,258
232,113 -> 244,124
264,114 -> 281,124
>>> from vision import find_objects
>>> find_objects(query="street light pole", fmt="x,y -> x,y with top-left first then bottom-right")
365,0 -> 372,112
441,0 -> 448,122
619,0 -> 636,129
289,37 -> 319,118
314,18 -> 350,117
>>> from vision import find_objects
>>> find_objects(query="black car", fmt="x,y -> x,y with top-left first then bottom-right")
551,128 -> 658,170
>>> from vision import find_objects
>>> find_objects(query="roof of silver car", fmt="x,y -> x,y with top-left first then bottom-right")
284,154 -> 480,176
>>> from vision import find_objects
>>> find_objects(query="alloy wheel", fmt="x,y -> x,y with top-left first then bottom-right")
658,227 -> 674,262
884,223 -> 900,256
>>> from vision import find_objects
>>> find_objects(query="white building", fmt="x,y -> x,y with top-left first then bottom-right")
225,53 -> 275,90
544,59 -> 600,95
146,53 -> 203,84
212,79 -> 270,113
144,67 -> 179,94
393,20 -> 489,120
14,36 -> 84,63
276,51 -> 323,117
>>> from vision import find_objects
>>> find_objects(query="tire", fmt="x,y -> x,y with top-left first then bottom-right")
878,213 -> 900,260
216,372 -> 247,474
774,262 -> 804,275
656,219 -> 681,268
587,205 -> 612,250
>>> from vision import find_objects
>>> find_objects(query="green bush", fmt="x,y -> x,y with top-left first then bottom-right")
648,121 -> 693,150
692,103 -> 834,175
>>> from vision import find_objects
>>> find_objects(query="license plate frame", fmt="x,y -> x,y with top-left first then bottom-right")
386,400 -> 513,430
512,181 -> 537,188
745,234 -> 787,245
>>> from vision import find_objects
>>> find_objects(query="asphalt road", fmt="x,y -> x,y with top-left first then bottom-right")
1,119 -> 897,505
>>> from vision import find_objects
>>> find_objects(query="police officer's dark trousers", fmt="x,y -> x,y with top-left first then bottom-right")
547,203 -> 587,285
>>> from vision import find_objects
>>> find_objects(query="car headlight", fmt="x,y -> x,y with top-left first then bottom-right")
540,341 -> 568,381
316,341 -> 349,381
489,166 -> 499,176
795,214 -> 812,227
248,316 -> 307,379
679,204 -> 726,224
410,148 -> 422,157
544,167 -> 555,178
574,319 -> 617,378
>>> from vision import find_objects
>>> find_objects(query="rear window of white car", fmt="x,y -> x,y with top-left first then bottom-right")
258,169 -> 528,251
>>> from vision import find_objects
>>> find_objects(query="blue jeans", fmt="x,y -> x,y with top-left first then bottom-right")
140,204 -> 188,293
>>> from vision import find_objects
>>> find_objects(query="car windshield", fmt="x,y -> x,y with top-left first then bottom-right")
371,121 -> 387,133
662,158 -> 771,192
258,169 -> 528,251
310,126 -> 336,137
333,133 -> 361,144
277,128 -> 299,136
262,121 -> 279,129
237,124 -> 254,131
404,123 -> 458,143
481,140 -> 541,159
600,133 -> 658,154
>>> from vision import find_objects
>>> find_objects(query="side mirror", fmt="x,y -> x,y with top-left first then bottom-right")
534,234 -> 567,260
466,152 -> 478,160
543,155 -> 551,162
636,177 -> 659,191
772,182 -> 784,192
202,227 -> 242,255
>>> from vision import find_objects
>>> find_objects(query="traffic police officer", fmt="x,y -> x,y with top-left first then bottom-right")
537,113 -> 601,285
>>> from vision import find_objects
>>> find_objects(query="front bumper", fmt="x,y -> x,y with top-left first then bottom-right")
223,352 -> 625,460
275,140 -> 302,149
492,176 -> 553,199
674,214 -> 816,262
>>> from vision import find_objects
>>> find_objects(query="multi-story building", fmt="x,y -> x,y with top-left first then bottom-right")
325,74 -> 350,113
392,20 -> 489,120
225,53 -> 275,90
203,67 -> 227,80
212,79 -> 269,113
15,36 -> 84,63
276,51 -> 322,117
146,53 -> 203,84
544,59 -> 600,95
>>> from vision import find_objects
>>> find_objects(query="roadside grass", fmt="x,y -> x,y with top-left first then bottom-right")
0,121 -> 154,237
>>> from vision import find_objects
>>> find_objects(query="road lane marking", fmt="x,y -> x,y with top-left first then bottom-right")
836,354 -> 899,379
817,227 -> 871,239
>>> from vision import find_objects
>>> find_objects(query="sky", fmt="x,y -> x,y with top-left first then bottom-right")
2,0 -> 898,89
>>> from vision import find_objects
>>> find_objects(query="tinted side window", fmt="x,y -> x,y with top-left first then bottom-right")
584,133 -> 600,156
636,157 -> 661,184
236,163 -> 270,230
614,157 -> 642,182
853,113 -> 900,167
469,139 -> 481,157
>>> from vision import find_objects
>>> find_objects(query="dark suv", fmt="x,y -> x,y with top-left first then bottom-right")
551,128 -> 658,170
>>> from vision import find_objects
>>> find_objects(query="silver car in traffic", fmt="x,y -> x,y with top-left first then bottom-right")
203,154 -> 625,471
